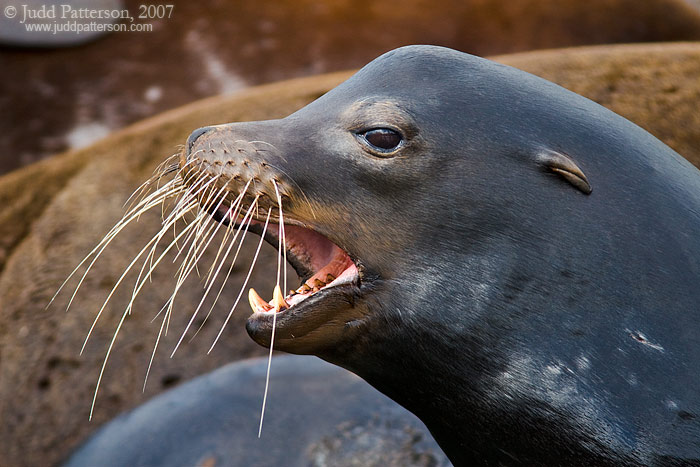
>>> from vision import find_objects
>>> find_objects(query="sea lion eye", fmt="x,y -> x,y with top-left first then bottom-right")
361,128 -> 402,152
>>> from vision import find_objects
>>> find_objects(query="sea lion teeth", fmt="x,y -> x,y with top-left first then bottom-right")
325,274 -> 336,283
248,288 -> 270,313
272,285 -> 289,311
300,284 -> 311,293
313,279 -> 325,288
289,289 -> 297,296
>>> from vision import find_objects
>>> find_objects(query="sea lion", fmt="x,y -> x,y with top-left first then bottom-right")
4,42 -> 700,467
178,45 -> 700,464
64,355 -> 451,467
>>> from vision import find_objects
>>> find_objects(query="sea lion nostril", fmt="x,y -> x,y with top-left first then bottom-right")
186,126 -> 212,156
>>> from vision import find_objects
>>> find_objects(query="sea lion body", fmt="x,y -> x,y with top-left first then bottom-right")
179,45 -> 700,465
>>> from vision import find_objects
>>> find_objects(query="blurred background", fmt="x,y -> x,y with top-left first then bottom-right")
2,1 -> 700,466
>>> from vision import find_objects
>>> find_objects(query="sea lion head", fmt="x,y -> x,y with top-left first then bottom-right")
181,45 -> 603,365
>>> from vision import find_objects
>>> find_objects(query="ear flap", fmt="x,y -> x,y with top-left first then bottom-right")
537,150 -> 592,195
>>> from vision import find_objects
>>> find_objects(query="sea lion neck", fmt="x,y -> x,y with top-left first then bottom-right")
324,277 -> 635,466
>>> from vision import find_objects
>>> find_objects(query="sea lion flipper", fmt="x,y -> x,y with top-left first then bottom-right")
537,149 -> 592,195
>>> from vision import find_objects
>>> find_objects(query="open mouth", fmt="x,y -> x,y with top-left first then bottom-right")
214,204 -> 361,319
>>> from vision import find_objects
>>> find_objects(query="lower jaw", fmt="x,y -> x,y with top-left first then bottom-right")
245,282 -> 364,353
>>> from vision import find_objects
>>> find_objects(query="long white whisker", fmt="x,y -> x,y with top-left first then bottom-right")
162,193 -> 222,337
50,183 -> 184,311
161,174 -> 209,257
188,201 -> 254,342
143,308 -> 168,392
259,180 -> 287,437
175,179 -> 228,269
273,180 -> 288,296
89,307 -> 127,421
265,163 -> 316,220
126,183 -> 203,307
93,188 -> 204,404
160,197 -> 227,335
123,156 -> 181,211
80,201 -> 198,354
157,160 -> 198,220
54,179 -> 181,304
169,176 -> 218,261
87,183 -> 191,417
154,211 -> 210,335
208,202 -> 268,353
172,190 -> 257,355
123,202 -> 206,320
203,181 -> 251,286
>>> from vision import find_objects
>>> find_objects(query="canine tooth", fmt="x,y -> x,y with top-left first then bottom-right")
248,288 -> 269,312
273,285 -> 289,311
289,289 -> 297,296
